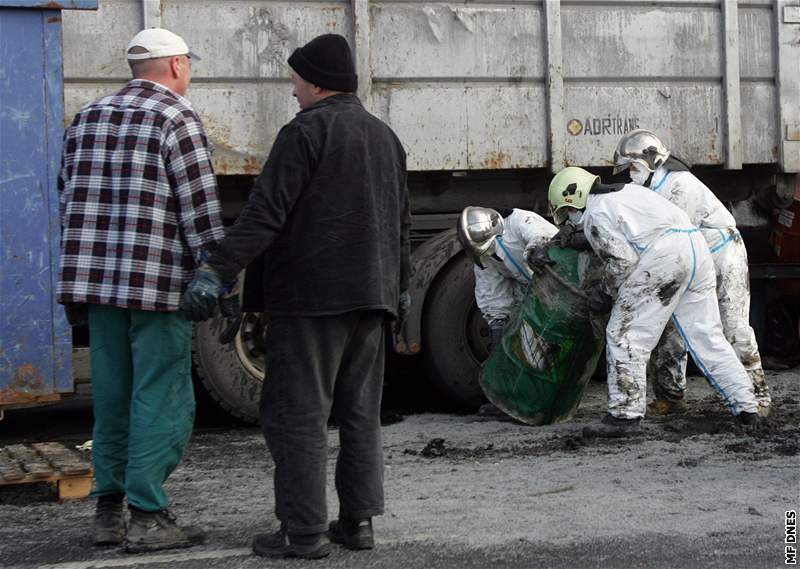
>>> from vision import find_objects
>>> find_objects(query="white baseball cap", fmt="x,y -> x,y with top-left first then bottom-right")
126,28 -> 201,61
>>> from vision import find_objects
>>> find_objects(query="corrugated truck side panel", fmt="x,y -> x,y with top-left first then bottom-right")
61,1 -> 797,174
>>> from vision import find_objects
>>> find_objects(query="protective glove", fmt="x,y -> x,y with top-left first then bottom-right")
553,223 -> 591,251
490,325 -> 504,351
488,317 -> 508,353
524,245 -> 554,272
63,303 -> 88,327
180,264 -> 225,322
391,290 -> 412,352
218,291 -> 242,345
395,290 -> 411,334
586,284 -> 614,314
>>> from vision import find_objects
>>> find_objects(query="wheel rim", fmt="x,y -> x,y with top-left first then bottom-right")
233,312 -> 266,380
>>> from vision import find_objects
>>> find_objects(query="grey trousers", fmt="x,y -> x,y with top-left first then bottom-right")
261,310 -> 386,535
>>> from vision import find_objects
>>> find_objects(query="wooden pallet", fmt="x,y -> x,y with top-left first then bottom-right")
0,442 -> 93,500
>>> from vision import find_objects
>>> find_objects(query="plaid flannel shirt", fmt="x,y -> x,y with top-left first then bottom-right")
57,79 -> 225,311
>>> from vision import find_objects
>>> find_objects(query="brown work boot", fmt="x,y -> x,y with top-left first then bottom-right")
328,518 -> 374,550
124,508 -> 205,554
648,398 -> 687,415
252,528 -> 331,559
94,498 -> 125,546
583,414 -> 642,438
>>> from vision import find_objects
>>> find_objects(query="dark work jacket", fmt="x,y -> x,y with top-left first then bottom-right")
209,94 -> 411,317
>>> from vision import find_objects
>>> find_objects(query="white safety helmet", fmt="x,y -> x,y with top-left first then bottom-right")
457,206 -> 505,269
612,129 -> 670,174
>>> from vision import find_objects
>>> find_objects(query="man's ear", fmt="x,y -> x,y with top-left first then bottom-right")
170,56 -> 182,78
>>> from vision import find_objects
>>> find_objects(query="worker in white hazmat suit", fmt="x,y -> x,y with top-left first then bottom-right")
613,130 -> 771,417
457,207 -> 557,348
548,167 -> 763,437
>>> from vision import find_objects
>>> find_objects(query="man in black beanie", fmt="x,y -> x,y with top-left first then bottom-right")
286,33 -> 358,94
180,33 -> 411,559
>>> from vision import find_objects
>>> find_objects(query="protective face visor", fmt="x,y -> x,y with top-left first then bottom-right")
457,206 -> 505,270
613,154 -> 653,176
612,129 -> 670,175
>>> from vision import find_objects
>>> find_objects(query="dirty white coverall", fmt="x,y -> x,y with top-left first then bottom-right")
645,166 -> 771,409
474,209 -> 557,326
581,184 -> 758,419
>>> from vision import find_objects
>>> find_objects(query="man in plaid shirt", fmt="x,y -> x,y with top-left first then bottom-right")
58,28 -> 226,553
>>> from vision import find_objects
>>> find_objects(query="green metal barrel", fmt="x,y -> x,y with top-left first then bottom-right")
479,247 -> 603,425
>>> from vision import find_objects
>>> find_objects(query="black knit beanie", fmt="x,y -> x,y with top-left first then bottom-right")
288,34 -> 358,93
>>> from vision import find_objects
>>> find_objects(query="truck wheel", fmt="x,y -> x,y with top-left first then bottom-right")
193,312 -> 266,424
423,253 -> 491,410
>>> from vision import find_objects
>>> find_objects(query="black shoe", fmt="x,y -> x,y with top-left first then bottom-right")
252,529 -> 331,559
736,411 -> 765,432
328,518 -> 374,550
124,509 -> 205,553
94,499 -> 125,546
583,414 -> 642,438
477,403 -> 506,417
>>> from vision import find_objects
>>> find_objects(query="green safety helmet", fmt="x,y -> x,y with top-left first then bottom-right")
548,167 -> 600,225
457,206 -> 505,270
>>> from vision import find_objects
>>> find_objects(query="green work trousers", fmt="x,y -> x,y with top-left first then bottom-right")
88,304 -> 194,512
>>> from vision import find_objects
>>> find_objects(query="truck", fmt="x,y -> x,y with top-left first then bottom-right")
2,0 -> 800,422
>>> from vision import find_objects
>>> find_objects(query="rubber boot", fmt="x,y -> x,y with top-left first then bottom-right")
736,411 -> 765,433
583,414 -> 642,438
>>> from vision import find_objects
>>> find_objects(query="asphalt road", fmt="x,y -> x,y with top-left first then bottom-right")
1,369 -> 798,569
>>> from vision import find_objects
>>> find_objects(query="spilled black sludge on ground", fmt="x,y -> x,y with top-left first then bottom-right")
0,369 -> 797,569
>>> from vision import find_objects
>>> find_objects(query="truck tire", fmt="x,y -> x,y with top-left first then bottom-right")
422,253 -> 491,410
193,313 -> 265,424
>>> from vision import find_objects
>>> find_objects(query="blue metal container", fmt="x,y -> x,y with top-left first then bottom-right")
0,0 -> 97,413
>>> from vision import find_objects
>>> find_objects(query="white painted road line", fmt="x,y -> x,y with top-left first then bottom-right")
31,547 -> 252,569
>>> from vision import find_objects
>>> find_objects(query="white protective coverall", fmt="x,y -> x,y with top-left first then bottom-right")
581,184 -> 758,419
645,166 -> 770,409
474,209 -> 557,326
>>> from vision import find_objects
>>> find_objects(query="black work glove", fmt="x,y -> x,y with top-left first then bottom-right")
395,290 -> 411,335
586,284 -> 614,314
490,326 -> 504,351
524,245 -> 554,272
63,303 -> 88,327
392,290 -> 412,352
218,292 -> 242,345
553,223 -> 591,251
180,264 -> 225,322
